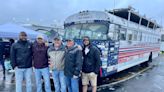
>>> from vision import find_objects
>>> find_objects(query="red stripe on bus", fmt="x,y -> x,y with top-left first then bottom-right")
119,48 -> 159,54
119,49 -> 159,58
118,49 -> 159,63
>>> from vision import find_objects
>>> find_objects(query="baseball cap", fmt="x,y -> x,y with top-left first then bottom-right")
54,36 -> 62,40
66,37 -> 74,41
37,34 -> 44,39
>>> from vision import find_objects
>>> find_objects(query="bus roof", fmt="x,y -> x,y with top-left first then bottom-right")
64,7 -> 162,29
64,11 -> 110,24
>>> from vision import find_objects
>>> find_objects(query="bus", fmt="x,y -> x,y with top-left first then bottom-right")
64,7 -> 162,77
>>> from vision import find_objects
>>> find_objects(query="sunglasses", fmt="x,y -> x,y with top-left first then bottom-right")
54,39 -> 60,41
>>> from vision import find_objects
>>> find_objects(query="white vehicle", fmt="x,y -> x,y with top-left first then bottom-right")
64,7 -> 162,77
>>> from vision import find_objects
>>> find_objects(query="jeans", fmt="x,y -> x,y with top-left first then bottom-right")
52,70 -> 66,92
0,60 -> 5,76
34,67 -> 51,92
15,67 -> 32,92
65,76 -> 79,92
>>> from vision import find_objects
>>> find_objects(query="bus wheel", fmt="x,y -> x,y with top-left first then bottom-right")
140,53 -> 152,67
140,61 -> 149,68
148,52 -> 152,62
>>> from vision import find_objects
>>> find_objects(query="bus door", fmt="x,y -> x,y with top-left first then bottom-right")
92,39 -> 119,77
98,24 -> 120,77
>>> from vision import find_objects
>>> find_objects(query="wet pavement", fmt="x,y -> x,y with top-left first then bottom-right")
0,70 -> 38,92
0,54 -> 164,92
98,54 -> 164,92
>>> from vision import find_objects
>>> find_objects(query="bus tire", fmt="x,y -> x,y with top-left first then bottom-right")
140,61 -> 149,67
148,52 -> 152,62
140,53 -> 152,67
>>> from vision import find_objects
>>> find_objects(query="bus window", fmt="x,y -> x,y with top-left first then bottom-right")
114,31 -> 119,41
120,28 -> 126,40
133,31 -> 138,41
161,34 -> 164,42
108,24 -> 120,41
158,38 -> 160,43
127,29 -> 133,41
127,30 -> 133,41
108,30 -> 119,41
138,32 -> 142,41
128,34 -> 132,41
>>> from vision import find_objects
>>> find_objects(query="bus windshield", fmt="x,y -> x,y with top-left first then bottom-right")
65,23 -> 108,40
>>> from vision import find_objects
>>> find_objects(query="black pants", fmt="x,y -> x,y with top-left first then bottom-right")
0,60 -> 5,76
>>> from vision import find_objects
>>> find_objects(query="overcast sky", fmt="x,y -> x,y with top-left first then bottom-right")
0,0 -> 164,26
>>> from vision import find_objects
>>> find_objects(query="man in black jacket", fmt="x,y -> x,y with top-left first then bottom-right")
64,38 -> 83,92
82,36 -> 101,92
0,39 -> 5,79
10,32 -> 33,92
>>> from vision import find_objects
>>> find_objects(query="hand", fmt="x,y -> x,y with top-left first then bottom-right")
45,42 -> 49,46
49,62 -> 54,69
73,75 -> 78,79
77,45 -> 82,50
48,61 -> 51,65
91,72 -> 97,76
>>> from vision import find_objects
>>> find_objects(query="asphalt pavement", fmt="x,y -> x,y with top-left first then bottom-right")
0,54 -> 164,92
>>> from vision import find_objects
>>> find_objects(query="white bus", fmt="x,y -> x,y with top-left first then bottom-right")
64,7 -> 161,77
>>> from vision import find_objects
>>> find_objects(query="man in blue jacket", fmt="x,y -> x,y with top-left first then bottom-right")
82,36 -> 101,92
10,32 -> 33,92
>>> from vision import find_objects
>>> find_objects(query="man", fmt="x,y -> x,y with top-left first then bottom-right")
48,36 -> 66,92
32,35 -> 51,92
10,32 -> 33,92
64,38 -> 83,92
82,36 -> 101,92
0,38 -> 5,79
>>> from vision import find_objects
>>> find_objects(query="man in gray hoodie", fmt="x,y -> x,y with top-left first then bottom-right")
48,36 -> 66,92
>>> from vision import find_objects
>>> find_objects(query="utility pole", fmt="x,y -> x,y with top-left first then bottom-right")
113,0 -> 116,15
